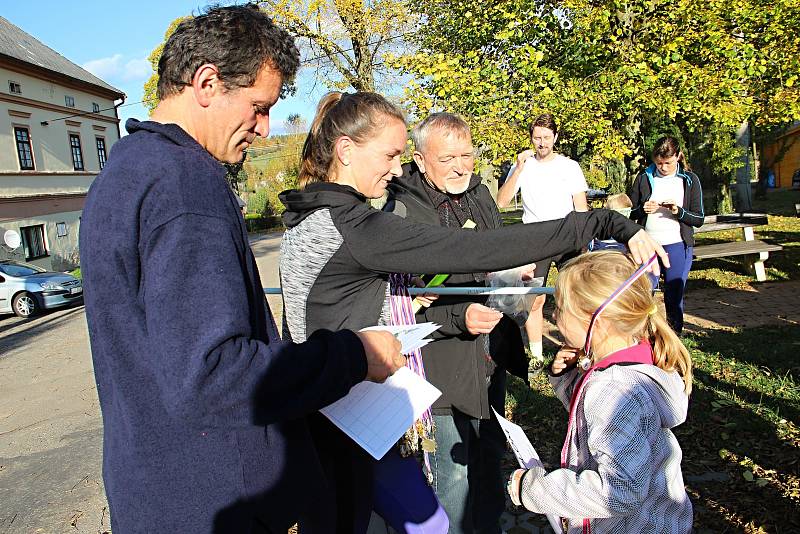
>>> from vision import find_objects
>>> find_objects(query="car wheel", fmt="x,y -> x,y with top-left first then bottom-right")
12,292 -> 38,318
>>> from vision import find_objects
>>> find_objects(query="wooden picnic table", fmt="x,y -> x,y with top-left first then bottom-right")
693,213 -> 782,282
695,213 -> 769,240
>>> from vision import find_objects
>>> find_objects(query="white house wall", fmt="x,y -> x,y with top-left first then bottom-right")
0,50 -> 122,272
0,210 -> 82,271
1,65 -> 119,179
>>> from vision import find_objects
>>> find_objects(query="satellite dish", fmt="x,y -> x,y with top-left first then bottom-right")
3,230 -> 21,250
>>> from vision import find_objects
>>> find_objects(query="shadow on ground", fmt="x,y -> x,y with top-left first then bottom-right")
0,305 -> 85,355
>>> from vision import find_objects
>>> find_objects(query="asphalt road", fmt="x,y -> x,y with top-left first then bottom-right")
0,231 -> 284,534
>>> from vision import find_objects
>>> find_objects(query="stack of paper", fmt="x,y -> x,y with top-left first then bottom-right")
321,367 -> 441,460
360,322 -> 440,354
320,323 -> 443,460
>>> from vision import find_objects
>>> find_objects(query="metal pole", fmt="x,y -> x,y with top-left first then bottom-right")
264,286 -> 554,296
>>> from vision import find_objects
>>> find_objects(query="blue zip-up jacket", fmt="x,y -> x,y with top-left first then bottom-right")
629,163 -> 704,246
80,119 -> 367,533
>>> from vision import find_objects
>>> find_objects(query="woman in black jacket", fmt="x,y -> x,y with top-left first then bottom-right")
630,136 -> 704,333
279,91 -> 667,534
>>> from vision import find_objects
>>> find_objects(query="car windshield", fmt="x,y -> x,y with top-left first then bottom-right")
0,261 -> 46,277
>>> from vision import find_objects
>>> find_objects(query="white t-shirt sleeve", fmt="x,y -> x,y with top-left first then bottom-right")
568,160 -> 588,194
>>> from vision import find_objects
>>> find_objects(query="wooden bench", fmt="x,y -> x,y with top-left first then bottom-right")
693,213 -> 782,281
695,213 -> 768,239
693,240 -> 783,281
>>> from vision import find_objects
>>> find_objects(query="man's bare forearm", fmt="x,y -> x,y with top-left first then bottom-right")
497,167 -> 523,207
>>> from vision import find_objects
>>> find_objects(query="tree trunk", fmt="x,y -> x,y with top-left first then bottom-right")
715,180 -> 734,214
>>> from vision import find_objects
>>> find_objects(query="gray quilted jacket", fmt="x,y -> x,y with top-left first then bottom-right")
519,348 -> 693,533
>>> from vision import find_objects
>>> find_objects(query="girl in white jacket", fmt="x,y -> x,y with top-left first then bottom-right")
507,251 -> 693,533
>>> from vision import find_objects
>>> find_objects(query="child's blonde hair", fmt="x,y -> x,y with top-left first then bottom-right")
606,193 -> 632,210
555,251 -> 692,394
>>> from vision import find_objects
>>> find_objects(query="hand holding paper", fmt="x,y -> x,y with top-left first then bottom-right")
493,408 -> 561,532
360,322 -> 441,354
356,330 -> 405,383
319,323 -> 443,460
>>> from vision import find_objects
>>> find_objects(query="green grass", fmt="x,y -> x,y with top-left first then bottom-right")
506,324 -> 800,533
498,191 -> 800,530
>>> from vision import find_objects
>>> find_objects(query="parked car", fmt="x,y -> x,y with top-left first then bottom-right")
0,260 -> 83,318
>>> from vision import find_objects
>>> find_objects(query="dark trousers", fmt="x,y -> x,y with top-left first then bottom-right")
660,242 -> 693,334
373,450 -> 448,532
299,414 -> 374,533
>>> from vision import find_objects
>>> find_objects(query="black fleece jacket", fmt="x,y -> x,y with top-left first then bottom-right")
279,181 -> 643,345
384,162 -> 528,418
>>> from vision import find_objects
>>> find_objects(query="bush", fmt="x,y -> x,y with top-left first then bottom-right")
244,212 -> 282,233
247,189 -> 272,217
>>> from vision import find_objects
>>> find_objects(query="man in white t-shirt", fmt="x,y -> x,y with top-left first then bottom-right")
496,113 -> 588,371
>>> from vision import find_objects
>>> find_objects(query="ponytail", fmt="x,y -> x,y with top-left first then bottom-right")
677,152 -> 691,173
298,91 -> 406,189
647,302 -> 693,394
298,93 -> 344,188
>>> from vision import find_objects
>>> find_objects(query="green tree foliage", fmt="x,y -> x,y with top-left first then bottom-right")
257,0 -> 418,92
395,0 -> 800,204
142,16 -> 188,113
243,133 -> 305,216
143,0 -> 415,110
247,188 -> 271,216
285,113 -> 309,134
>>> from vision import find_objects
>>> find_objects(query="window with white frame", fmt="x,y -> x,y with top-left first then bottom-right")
56,222 -> 68,237
65,95 -> 75,107
20,224 -> 48,260
14,126 -> 34,170
9,80 -> 21,94
96,137 -> 107,169
92,102 -> 100,113
69,133 -> 84,170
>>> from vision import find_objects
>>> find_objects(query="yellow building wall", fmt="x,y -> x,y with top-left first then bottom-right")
0,210 -> 82,271
763,126 -> 800,188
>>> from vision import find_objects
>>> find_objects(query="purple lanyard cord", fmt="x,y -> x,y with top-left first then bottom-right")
388,273 -> 434,475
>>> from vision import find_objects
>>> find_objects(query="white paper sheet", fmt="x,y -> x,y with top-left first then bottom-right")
492,408 -> 562,532
321,367 -> 441,460
359,322 -> 440,354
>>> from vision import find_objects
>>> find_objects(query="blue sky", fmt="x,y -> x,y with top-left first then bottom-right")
2,1 -> 326,135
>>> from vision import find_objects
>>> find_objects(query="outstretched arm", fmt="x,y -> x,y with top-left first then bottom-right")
344,204 -> 666,276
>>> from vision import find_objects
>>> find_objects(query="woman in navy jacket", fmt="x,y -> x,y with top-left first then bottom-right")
630,136 -> 704,333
